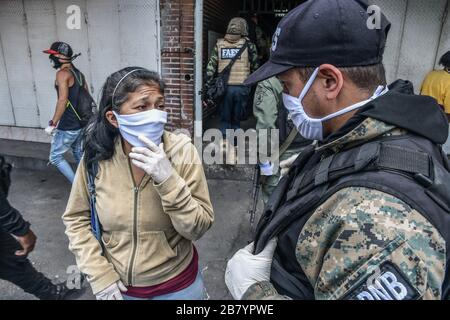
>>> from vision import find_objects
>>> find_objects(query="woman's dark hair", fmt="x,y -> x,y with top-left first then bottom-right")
83,67 -> 165,170
439,51 -> 450,69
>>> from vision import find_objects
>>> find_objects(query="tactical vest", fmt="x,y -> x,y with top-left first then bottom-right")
217,38 -> 250,85
253,133 -> 450,300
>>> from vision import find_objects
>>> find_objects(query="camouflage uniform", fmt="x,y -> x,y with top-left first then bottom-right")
244,117 -> 447,300
253,77 -> 309,204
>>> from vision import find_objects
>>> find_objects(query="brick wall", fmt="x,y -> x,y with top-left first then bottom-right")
160,0 -> 196,134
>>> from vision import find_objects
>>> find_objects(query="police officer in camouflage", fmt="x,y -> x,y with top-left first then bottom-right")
206,17 -> 259,149
225,0 -> 450,300
253,77 -> 311,205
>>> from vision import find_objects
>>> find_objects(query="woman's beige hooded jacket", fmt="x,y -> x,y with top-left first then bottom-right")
63,131 -> 214,294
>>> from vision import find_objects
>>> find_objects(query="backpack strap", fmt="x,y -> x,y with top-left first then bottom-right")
87,162 -> 103,252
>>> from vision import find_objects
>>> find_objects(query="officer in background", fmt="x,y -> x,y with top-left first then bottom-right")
253,77 -> 311,205
226,0 -> 450,300
206,18 -> 259,163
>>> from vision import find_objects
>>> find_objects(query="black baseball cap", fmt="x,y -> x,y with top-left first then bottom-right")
245,0 -> 391,85
43,42 -> 73,57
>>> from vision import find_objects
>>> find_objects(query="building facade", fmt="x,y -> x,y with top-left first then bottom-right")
0,0 -> 449,143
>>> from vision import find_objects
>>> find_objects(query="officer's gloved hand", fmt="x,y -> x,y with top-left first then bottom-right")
95,281 -> 127,300
225,238 -> 278,300
280,153 -> 300,178
129,135 -> 173,184
259,161 -> 274,176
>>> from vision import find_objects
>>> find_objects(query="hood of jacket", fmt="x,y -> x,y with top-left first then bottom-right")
321,80 -> 449,149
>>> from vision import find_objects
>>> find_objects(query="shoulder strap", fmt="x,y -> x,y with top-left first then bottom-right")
274,128 -> 298,162
87,162 -> 103,251
69,68 -> 83,87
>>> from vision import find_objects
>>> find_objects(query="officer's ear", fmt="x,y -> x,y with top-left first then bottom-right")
317,64 -> 344,101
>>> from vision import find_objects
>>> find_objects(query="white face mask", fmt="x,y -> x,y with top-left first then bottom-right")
282,67 -> 388,141
113,109 -> 168,147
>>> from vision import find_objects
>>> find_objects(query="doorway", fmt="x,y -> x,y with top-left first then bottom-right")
201,0 -> 307,132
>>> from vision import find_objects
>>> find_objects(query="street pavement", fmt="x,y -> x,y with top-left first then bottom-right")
0,167 -> 256,300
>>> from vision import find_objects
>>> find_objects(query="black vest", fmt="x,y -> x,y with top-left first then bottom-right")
55,68 -> 84,131
253,133 -> 450,300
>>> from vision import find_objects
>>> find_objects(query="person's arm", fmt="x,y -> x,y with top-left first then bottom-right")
62,159 -> 121,295
154,142 -> 214,241
0,189 -> 30,237
205,45 -> 219,85
243,187 -> 446,300
248,42 -> 260,73
51,70 -> 72,125
254,80 -> 278,158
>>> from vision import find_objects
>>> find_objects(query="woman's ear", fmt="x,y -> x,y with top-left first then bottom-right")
105,110 -> 119,129
318,64 -> 344,100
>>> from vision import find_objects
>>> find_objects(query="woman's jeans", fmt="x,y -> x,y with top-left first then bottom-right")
123,271 -> 208,300
49,129 -> 83,183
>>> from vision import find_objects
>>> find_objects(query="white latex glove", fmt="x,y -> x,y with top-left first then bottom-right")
129,135 -> 173,184
95,281 -> 128,300
279,153 -> 300,179
44,126 -> 56,136
259,161 -> 274,176
225,238 -> 278,300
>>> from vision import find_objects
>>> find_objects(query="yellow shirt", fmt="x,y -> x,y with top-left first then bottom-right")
421,70 -> 450,113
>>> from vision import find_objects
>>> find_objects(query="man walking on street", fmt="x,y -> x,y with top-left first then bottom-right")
226,0 -> 450,300
43,42 -> 89,183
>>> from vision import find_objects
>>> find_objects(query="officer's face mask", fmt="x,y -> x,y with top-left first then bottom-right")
112,109 -> 168,147
282,67 -> 388,141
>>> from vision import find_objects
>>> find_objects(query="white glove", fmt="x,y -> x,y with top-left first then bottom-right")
129,135 -> 173,184
259,161 -> 274,176
225,238 -> 278,300
95,281 -> 128,300
44,126 -> 56,136
279,153 -> 300,179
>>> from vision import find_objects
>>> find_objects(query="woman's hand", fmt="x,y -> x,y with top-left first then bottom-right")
129,135 -> 173,184
95,281 -> 128,300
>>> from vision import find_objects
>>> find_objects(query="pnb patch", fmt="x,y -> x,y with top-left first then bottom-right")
344,262 -> 420,300
221,48 -> 241,60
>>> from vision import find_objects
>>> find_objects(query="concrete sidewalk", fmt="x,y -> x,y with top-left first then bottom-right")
0,167 -> 258,300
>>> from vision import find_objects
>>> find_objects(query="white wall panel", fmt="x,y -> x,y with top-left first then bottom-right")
0,0 -> 39,127
23,0 -> 58,128
0,35 -> 15,126
396,0 -> 447,92
0,0 -> 160,135
118,0 -> 160,72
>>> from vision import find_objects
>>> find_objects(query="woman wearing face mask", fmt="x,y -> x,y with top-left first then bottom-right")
62,67 -> 214,300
